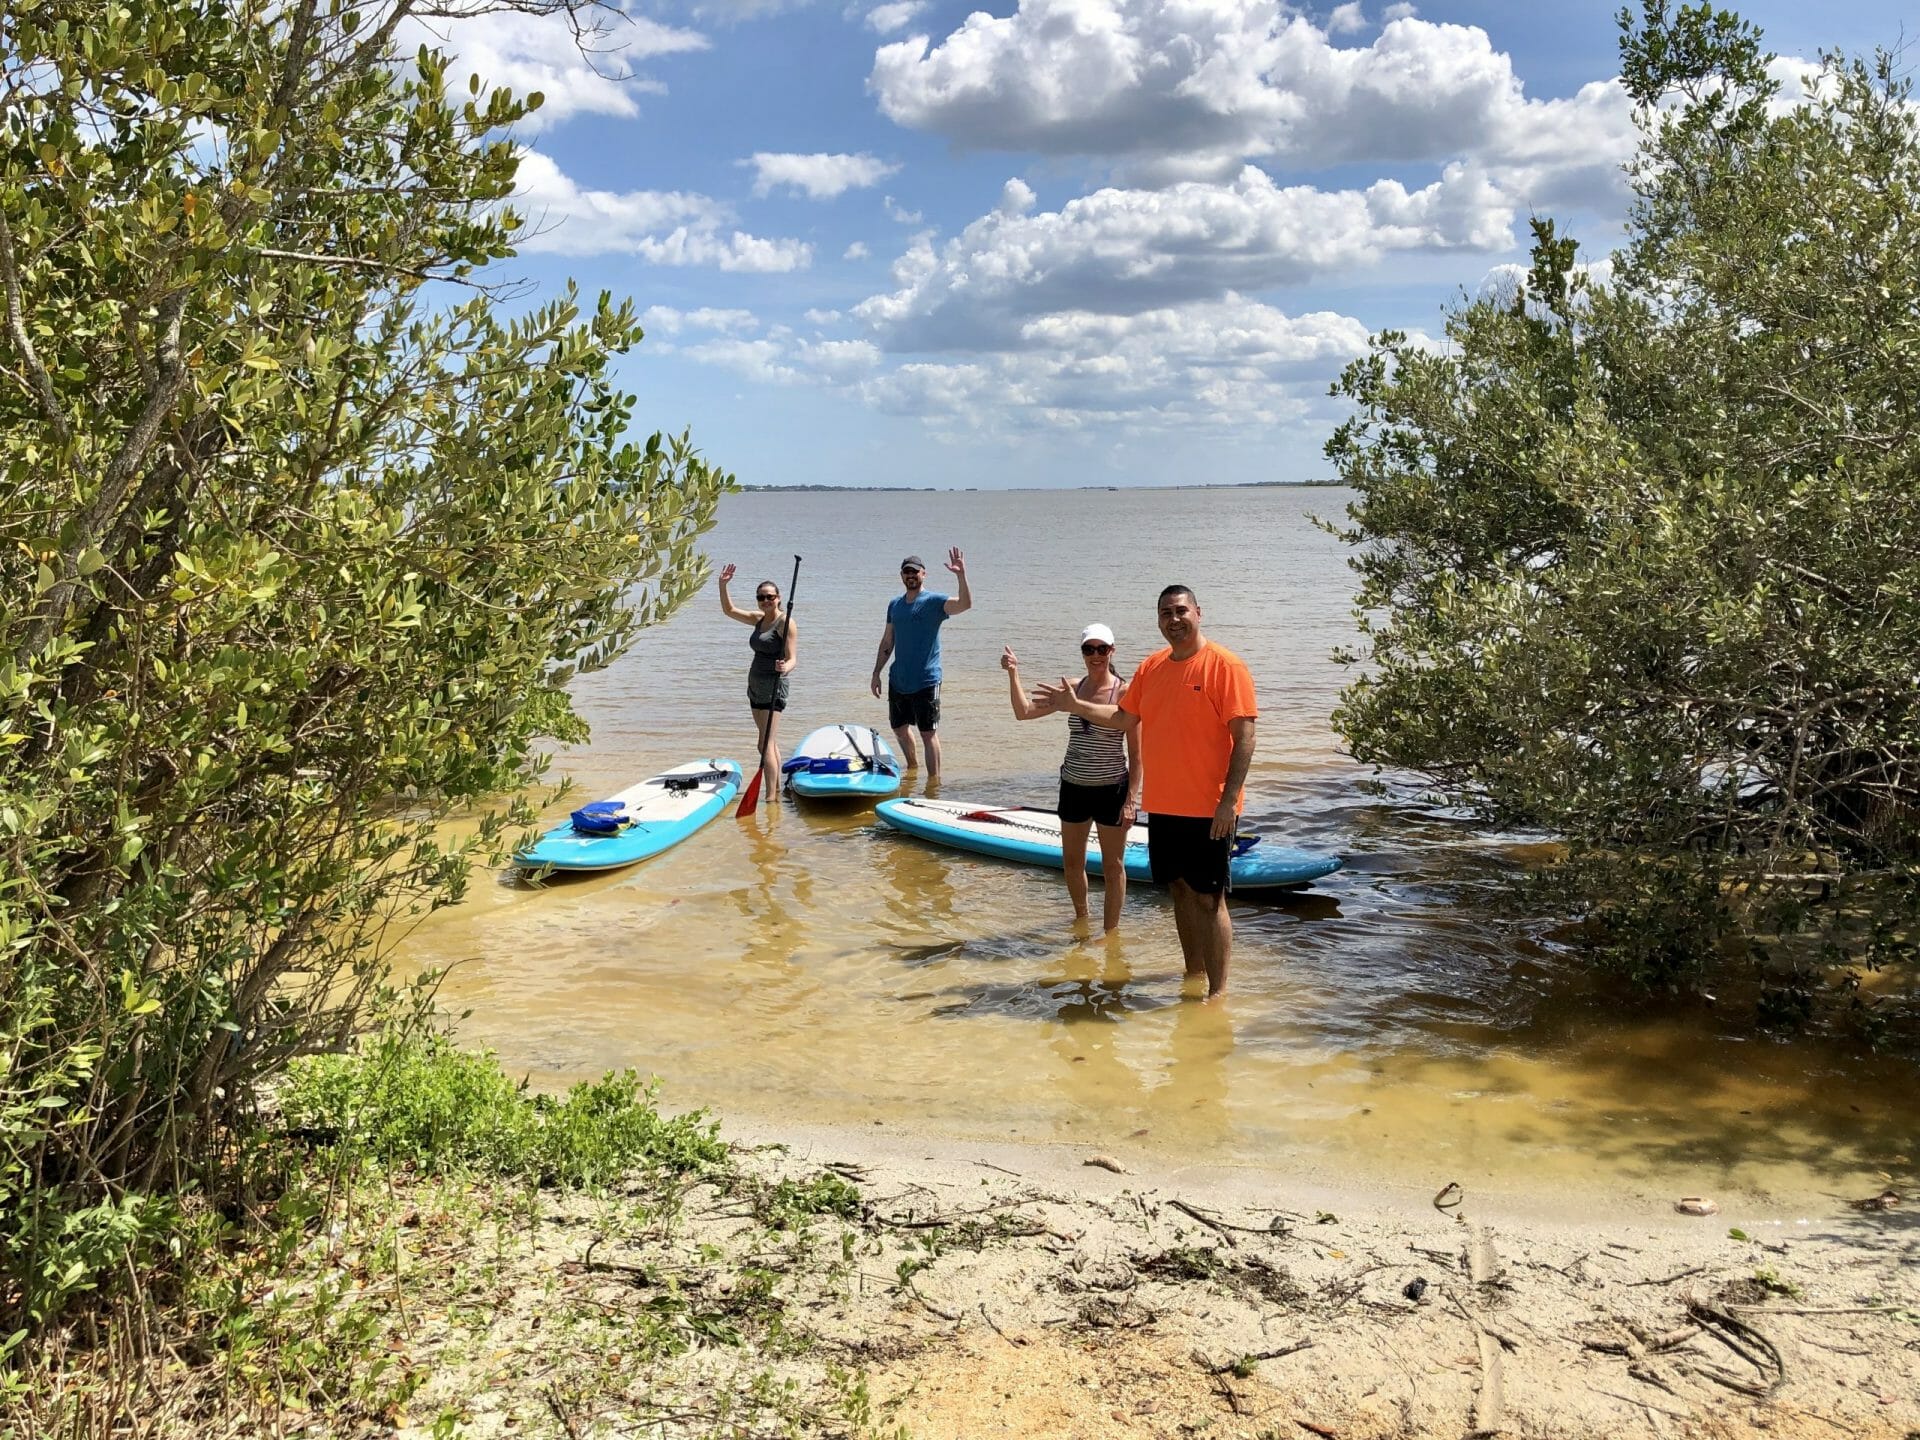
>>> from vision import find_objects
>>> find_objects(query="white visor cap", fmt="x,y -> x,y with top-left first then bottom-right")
1079,623 -> 1116,647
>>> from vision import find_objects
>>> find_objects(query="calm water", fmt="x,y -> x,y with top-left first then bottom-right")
399,488 -> 1914,1205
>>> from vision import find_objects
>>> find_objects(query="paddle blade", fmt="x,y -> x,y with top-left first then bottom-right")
735,767 -> 764,817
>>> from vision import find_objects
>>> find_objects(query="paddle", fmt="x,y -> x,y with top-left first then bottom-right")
736,554 -> 800,817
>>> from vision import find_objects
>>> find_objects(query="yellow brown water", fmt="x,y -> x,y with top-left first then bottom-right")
397,487 -> 1916,1207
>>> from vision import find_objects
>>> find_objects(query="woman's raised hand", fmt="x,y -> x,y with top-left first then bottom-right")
718,562 -> 737,584
1000,644 -> 1019,673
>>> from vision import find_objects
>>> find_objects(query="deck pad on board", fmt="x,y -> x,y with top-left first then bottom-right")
874,797 -> 1340,891
516,758 -> 742,872
788,723 -> 902,799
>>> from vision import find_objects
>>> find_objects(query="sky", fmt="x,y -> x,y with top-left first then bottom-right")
409,0 -> 1913,488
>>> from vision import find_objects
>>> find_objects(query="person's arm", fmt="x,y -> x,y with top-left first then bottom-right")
776,617 -> 797,674
870,621 -> 894,698
1211,716 -> 1257,841
1120,681 -> 1142,825
716,563 -> 759,624
942,547 -> 971,616
1001,646 -> 1044,719
1033,676 -> 1138,733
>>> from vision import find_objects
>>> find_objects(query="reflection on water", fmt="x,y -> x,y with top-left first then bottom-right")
398,488 -> 1915,1205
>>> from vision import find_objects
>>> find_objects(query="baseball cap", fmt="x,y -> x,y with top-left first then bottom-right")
1079,623 -> 1116,647
900,555 -> 926,571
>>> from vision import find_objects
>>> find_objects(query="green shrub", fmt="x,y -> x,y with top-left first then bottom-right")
280,1032 -> 727,1187
0,0 -> 726,1327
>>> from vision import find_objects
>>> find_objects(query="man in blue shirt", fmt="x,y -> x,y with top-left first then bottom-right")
870,548 -> 972,777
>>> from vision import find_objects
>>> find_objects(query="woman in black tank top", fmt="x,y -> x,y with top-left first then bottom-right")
999,623 -> 1142,932
718,563 -> 798,800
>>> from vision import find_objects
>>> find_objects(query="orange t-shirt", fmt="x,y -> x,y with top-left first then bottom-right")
1119,641 -> 1258,817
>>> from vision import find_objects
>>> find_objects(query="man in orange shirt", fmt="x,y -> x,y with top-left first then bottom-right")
1036,585 -> 1257,998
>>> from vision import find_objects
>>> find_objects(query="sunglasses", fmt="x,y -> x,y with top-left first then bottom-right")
1081,643 -> 1112,655
756,593 -> 778,602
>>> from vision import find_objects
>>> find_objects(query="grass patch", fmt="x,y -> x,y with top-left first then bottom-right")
2,1030 -> 904,1440
279,1028 -> 727,1185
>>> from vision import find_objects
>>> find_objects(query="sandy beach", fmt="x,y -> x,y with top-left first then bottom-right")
405,1114 -> 1919,1440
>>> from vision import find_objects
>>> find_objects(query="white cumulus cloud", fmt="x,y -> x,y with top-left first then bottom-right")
865,1 -> 928,35
404,8 -> 708,127
1328,3 -> 1369,36
851,163 -> 1511,352
511,151 -> 812,271
745,151 -> 903,199
642,306 -> 760,336
857,296 -> 1371,430
871,5 -> 1637,209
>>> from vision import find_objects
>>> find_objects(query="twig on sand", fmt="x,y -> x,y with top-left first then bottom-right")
1687,1302 -> 1785,1380
1673,1302 -> 1785,1401
905,1281 -> 959,1321
1168,1198 -> 1240,1248
1193,1339 -> 1315,1374
1211,1372 -> 1249,1415
1724,1303 -> 1903,1316
1688,1361 -> 1773,1397
1295,1419 -> 1339,1438
1628,1265 -> 1708,1287
979,1302 -> 1027,1346
1582,1325 -> 1700,1356
973,1159 -> 1023,1177
542,1385 -> 584,1440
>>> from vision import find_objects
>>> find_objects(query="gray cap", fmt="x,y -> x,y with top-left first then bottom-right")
900,555 -> 926,571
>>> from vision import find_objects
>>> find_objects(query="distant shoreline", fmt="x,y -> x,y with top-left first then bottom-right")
735,480 -> 1351,492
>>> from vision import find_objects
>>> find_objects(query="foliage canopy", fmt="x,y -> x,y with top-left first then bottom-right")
0,0 -> 729,1325
1327,2 -> 1920,1024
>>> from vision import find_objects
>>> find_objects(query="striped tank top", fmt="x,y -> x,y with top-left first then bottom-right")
1060,677 -> 1126,785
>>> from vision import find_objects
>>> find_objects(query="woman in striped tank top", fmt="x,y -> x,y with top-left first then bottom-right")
1001,624 -> 1142,932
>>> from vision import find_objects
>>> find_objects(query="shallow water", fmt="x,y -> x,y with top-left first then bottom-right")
398,488 -> 1915,1205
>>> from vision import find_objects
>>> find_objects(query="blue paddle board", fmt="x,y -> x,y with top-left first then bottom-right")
787,723 -> 901,800
875,798 -> 1341,892
516,759 -> 742,873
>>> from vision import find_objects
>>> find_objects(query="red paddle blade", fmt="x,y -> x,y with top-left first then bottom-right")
735,767 -> 764,817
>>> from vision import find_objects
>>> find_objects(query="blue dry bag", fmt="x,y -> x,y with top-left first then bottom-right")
571,801 -> 628,835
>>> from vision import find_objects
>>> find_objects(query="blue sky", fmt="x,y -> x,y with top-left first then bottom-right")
412,1 -> 1912,488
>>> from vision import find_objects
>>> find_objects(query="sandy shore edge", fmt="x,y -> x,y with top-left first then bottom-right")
715,1113 -> 1919,1439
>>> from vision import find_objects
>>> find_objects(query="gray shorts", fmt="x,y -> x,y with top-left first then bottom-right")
748,671 -> 789,712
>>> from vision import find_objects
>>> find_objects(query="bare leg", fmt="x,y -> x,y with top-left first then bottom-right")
1094,821 -> 1128,932
761,711 -> 782,801
922,729 -> 942,779
1060,818 -> 1093,920
752,709 -> 777,798
1169,879 -> 1204,979
1170,880 -> 1231,995
892,724 -> 918,769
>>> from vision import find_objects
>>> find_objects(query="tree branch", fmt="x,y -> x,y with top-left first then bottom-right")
0,206 -> 73,445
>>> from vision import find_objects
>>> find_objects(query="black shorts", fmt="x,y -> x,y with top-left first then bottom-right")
1146,813 -> 1232,895
1058,775 -> 1129,827
748,672 -> 789,712
888,683 -> 940,732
